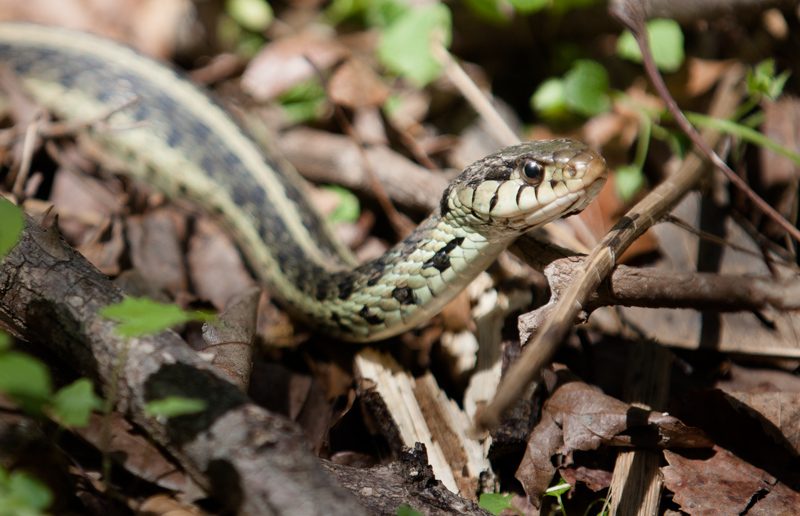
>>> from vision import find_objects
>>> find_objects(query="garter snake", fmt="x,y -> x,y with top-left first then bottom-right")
0,23 -> 607,342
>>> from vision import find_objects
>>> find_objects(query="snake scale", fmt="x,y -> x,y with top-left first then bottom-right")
0,23 -> 607,342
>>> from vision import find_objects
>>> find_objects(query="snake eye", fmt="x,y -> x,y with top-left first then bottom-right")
522,160 -> 544,183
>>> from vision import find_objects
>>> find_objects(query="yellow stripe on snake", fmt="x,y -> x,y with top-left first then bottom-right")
0,23 -> 607,342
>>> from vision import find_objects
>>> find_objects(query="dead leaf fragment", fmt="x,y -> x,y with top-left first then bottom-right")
685,58 -> 731,98
77,217 -> 125,276
139,493 -> 207,515
724,391 -> 800,454
74,412 -> 204,499
328,58 -> 390,109
199,287 -> 260,390
241,31 -> 348,101
126,208 -> 187,296
516,377 -> 710,505
187,217 -> 255,309
0,0 -> 196,58
663,447 -> 800,515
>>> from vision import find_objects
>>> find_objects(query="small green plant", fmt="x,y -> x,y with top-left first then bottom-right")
0,332 -> 102,424
479,492 -> 517,515
329,0 -> 453,87
324,185 -> 361,224
544,477 -> 571,516
616,19 -> 685,73
0,467 -> 52,516
746,58 -> 790,102
683,59 -> 798,167
462,0 -> 603,24
614,114 -> 652,201
0,198 -> 24,260
377,3 -> 452,87
144,396 -> 207,419
533,19 -> 685,122
218,0 -> 271,57
278,79 -> 327,124
99,297 -> 215,338
395,503 -> 422,516
226,0 -> 273,32
531,59 -> 611,120
585,496 -> 610,516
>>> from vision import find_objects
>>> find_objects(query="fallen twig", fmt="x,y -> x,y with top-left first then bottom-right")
0,217 -> 366,515
476,55 -> 746,431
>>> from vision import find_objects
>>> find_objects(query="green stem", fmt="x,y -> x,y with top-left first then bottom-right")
686,111 -> 800,166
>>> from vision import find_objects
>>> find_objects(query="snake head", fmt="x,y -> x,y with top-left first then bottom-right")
441,139 -> 607,237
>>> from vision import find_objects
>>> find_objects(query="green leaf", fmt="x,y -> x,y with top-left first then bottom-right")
478,492 -> 515,515
325,0 -> 366,25
365,0 -> 408,28
395,504 -> 422,516
145,396 -> 207,418
0,352 -> 52,408
544,479 -> 572,497
508,0 -> 549,13
531,77 -> 569,120
614,165 -> 646,201
100,297 -> 214,338
617,19 -> 684,73
0,332 -> 10,353
0,470 -> 52,515
324,185 -> 361,224
226,0 -> 273,32
0,198 -> 24,261
50,379 -> 102,428
551,0 -> 605,11
378,4 -> 452,87
462,0 -> 509,24
746,59 -> 791,101
278,79 -> 327,124
564,59 -> 611,116
326,0 -> 406,27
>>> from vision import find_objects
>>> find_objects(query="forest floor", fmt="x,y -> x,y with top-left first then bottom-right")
0,0 -> 799,515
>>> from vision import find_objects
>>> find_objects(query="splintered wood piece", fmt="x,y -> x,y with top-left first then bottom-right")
354,349 -> 493,498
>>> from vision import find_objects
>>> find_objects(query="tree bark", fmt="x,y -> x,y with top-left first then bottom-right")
0,216 -> 365,516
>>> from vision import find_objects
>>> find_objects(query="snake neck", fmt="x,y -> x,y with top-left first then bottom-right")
290,211 -> 511,341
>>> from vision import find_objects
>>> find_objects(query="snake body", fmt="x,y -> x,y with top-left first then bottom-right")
0,23 -> 607,341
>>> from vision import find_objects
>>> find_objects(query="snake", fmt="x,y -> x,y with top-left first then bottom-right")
0,23 -> 607,342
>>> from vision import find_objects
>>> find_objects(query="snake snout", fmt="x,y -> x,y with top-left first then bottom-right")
571,149 -> 608,186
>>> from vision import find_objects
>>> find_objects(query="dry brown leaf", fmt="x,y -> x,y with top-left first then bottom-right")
671,388 -> 800,488
716,363 -> 800,393
241,31 -> 348,101
248,361 -> 336,454
758,97 -> 800,239
77,217 -> 125,276
724,391 -> 800,454
187,217 -> 255,309
74,412 -> 204,499
126,208 -> 188,297
663,447 -> 800,515
561,464 -> 613,492
50,166 -> 120,224
199,287 -> 260,390
685,58 -> 732,98
139,493 -> 207,515
0,0 -> 195,58
328,58 -> 390,109
516,378 -> 710,505
761,97 -> 800,186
